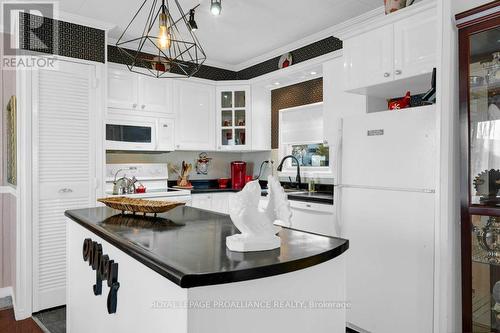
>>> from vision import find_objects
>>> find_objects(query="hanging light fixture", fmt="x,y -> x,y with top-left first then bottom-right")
188,9 -> 198,31
116,0 -> 206,78
210,0 -> 222,16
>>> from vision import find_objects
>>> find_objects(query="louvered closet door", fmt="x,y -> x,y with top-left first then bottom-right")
33,60 -> 96,311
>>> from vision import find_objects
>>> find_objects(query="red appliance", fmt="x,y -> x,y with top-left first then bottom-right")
231,161 -> 247,190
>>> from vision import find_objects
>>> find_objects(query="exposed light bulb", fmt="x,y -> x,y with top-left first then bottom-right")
159,11 -> 171,49
210,0 -> 221,16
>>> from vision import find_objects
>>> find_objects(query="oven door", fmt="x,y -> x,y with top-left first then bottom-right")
106,117 -> 157,151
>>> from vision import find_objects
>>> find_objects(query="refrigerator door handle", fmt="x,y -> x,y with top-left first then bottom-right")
338,184 -> 435,194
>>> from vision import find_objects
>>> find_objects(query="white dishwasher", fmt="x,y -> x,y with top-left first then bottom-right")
260,197 -> 337,237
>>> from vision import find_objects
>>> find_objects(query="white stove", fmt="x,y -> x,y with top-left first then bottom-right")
105,163 -> 191,203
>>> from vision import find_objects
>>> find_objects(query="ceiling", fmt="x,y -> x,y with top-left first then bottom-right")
57,0 -> 381,70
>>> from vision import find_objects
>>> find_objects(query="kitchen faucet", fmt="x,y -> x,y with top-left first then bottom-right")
276,155 -> 302,190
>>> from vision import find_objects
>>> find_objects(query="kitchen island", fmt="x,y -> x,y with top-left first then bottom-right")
65,206 -> 348,333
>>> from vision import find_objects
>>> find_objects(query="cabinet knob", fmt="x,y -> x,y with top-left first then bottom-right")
141,105 -> 146,109
58,188 -> 73,194
132,104 -> 137,108
384,72 -> 390,78
395,70 -> 402,75
176,145 -> 180,148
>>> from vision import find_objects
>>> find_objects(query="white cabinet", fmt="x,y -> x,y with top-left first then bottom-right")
108,67 -> 138,109
260,198 -> 336,236
191,194 -> 213,211
216,86 -> 251,151
393,11 -> 437,80
343,9 -> 436,94
157,118 -> 175,151
138,75 -> 172,113
107,66 -> 172,114
211,193 -> 231,214
343,24 -> 394,91
288,201 -> 336,236
190,192 -> 232,214
173,80 -> 216,151
250,84 -> 271,150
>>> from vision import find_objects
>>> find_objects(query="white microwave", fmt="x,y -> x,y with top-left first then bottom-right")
106,116 -> 174,151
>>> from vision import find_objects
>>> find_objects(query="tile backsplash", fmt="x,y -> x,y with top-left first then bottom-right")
107,151 -> 253,180
107,150 -> 333,184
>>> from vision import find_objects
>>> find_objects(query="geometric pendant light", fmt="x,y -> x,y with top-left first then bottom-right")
116,0 -> 206,78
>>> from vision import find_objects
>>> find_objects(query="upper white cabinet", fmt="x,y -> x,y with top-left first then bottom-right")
108,67 -> 138,109
107,66 -> 172,114
343,24 -> 394,91
216,86 -> 251,151
138,76 -> 172,113
173,80 -> 216,151
393,11 -> 437,80
343,7 -> 436,95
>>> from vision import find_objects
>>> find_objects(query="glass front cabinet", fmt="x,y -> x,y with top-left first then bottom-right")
216,86 -> 251,151
459,3 -> 500,332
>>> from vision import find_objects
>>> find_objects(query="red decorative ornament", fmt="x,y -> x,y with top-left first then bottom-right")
388,91 -> 411,110
278,53 -> 293,69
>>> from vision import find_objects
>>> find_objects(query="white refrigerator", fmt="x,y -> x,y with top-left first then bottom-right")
336,106 -> 436,333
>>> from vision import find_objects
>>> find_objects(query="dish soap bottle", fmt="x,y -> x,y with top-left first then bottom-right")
308,174 -> 316,193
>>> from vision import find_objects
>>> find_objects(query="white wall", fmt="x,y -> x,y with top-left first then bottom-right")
0,32 -> 17,293
0,194 -> 16,289
435,0 -> 467,331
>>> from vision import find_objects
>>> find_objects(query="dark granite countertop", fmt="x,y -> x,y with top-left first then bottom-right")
65,206 -> 348,288
190,187 -> 334,205
190,187 -> 240,194
286,192 -> 334,205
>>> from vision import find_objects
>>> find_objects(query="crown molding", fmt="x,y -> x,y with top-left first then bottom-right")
336,0 -> 437,40
231,5 -> 384,72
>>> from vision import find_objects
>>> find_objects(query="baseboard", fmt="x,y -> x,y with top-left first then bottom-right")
0,286 -> 13,298
0,287 -> 28,321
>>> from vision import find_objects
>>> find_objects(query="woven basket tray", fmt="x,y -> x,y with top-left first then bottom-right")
98,197 -> 185,216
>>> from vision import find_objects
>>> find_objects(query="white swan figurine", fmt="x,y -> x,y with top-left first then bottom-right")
226,176 -> 292,252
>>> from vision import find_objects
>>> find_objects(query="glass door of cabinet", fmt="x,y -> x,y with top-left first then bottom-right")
468,27 -> 500,207
459,5 -> 500,333
470,215 -> 500,333
217,87 -> 249,150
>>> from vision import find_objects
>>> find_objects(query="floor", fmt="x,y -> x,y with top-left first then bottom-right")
0,308 -> 44,333
32,307 -> 66,333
